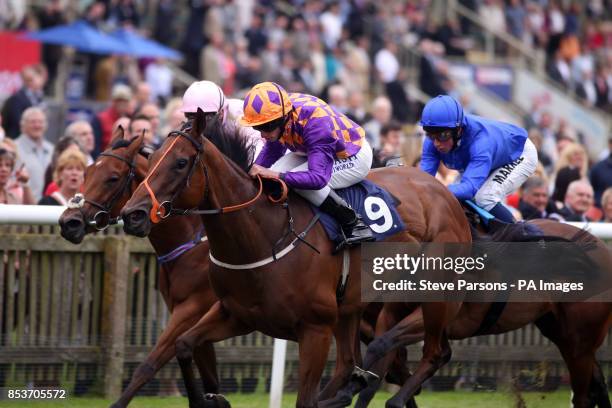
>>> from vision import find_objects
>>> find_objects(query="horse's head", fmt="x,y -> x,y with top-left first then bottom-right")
59,127 -> 146,243
121,109 -> 211,237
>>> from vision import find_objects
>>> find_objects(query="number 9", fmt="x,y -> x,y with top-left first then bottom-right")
364,196 -> 393,233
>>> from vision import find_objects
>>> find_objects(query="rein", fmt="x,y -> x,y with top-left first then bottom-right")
143,129 -> 269,221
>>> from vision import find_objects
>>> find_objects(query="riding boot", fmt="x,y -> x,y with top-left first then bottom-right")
320,191 -> 375,252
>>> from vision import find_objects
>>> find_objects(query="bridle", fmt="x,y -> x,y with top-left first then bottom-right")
70,151 -> 136,230
141,129 -> 266,224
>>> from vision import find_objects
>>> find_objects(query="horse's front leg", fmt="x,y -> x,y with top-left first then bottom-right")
109,300 -> 203,408
296,323 -> 334,408
175,301 -> 251,408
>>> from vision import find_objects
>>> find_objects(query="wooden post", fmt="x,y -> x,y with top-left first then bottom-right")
101,236 -> 130,400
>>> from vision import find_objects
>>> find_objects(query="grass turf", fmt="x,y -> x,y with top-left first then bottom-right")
0,390 -> 599,407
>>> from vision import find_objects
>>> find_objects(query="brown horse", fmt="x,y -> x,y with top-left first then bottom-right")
120,111 -> 471,408
58,126 -> 415,407
327,219 -> 612,408
59,129 -> 220,408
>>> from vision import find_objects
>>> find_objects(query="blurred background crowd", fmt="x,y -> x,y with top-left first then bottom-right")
0,0 -> 610,223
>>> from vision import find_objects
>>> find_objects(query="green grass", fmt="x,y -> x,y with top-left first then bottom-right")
1,390 -> 604,408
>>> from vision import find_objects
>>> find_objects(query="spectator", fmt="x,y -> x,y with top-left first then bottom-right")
590,137 -> 612,207
518,176 -> 554,220
364,96 -> 392,150
555,142 -> 588,178
133,82 -> 151,107
145,58 -> 173,105
0,141 -> 34,204
1,65 -> 46,139
14,107 -> 52,201
112,116 -> 131,135
135,103 -> 161,144
550,179 -> 595,222
601,187 -> 612,222
328,84 -> 348,114
129,114 -> 153,146
244,13 -> 267,56
160,98 -> 184,139
372,121 -> 403,168
36,0 -> 66,91
505,0 -> 526,41
319,2 -> 343,50
201,31 -> 225,85
93,84 -> 133,154
345,90 -> 371,125
43,136 -> 83,197
38,150 -> 86,206
527,128 -> 553,172
65,121 -> 95,165
375,38 -> 410,122
535,111 -> 557,164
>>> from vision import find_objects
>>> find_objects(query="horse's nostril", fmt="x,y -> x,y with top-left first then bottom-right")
65,219 -> 83,231
129,210 -> 147,223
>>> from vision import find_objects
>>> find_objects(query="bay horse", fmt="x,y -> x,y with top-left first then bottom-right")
58,126 -> 416,407
120,110 -> 471,408
327,219 -> 612,408
59,129 -> 221,408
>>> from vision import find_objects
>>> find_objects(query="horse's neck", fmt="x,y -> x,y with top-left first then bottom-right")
200,151 -> 289,263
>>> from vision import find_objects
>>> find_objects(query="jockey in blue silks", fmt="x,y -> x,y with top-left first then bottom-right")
419,95 -> 538,223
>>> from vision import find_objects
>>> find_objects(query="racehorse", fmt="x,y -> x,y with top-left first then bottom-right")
59,129 -> 220,408
327,219 -> 612,408
58,126 -> 415,407
120,110 -> 472,408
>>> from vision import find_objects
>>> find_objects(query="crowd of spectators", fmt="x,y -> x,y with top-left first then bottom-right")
0,0 -> 610,223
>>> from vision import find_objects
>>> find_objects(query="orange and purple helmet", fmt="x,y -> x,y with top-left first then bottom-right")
239,82 -> 292,127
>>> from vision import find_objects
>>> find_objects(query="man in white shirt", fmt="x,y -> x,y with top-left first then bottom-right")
14,107 -> 53,201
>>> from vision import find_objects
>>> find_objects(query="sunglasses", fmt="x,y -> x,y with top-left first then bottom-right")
252,117 -> 286,133
426,129 -> 455,142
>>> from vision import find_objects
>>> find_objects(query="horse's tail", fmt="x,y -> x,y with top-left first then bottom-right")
473,220 -> 601,283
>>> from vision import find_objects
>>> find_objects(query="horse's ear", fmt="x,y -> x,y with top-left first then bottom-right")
191,107 -> 206,137
110,125 -> 125,145
126,132 -> 144,155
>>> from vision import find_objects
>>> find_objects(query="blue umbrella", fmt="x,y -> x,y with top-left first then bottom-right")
23,20 -> 125,55
110,28 -> 182,60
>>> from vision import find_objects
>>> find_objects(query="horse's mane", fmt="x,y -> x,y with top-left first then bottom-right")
202,116 -> 255,174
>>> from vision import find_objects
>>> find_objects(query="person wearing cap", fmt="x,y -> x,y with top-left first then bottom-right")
92,84 -> 133,154
180,80 -> 264,158
419,94 -> 538,223
240,82 -> 375,252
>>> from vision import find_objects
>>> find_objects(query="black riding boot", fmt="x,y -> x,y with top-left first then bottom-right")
320,191 -> 375,252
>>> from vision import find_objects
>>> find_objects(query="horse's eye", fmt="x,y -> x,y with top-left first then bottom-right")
176,158 -> 188,169
107,175 -> 120,183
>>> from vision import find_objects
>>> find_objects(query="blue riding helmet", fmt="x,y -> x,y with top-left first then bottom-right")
420,95 -> 464,129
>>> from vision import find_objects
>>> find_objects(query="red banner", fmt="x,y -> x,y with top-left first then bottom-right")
0,32 -> 40,100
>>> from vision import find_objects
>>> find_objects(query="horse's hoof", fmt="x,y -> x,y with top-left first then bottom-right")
385,397 -> 405,408
318,391 -> 353,408
405,397 -> 419,408
204,393 -> 231,408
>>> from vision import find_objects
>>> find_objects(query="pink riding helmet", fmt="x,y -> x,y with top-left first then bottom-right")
181,81 -> 227,114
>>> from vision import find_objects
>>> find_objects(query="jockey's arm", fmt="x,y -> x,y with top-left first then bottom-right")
255,140 -> 287,167
281,119 -> 336,190
419,139 -> 440,176
449,144 -> 492,201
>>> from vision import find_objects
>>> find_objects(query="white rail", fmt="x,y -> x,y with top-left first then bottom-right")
0,205 -> 610,408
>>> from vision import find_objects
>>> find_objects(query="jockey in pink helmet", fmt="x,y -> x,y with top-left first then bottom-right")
180,81 -> 264,158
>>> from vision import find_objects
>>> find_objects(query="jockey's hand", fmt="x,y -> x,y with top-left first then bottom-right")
249,164 -> 280,179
